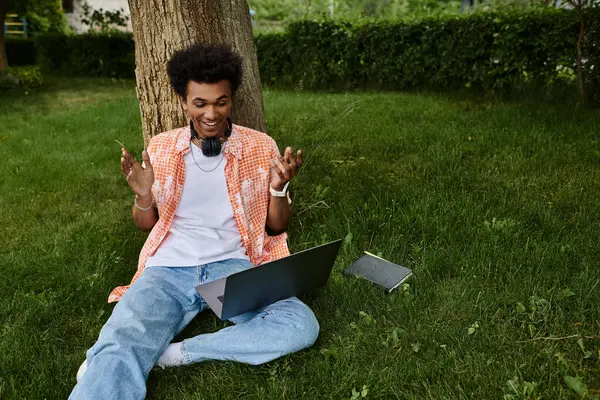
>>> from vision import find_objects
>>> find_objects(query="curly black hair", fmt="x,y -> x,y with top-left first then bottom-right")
167,44 -> 243,99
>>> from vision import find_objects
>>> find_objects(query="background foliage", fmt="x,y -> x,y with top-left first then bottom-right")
256,8 -> 598,100
4,4 -> 598,100
35,32 -> 135,78
5,0 -> 70,35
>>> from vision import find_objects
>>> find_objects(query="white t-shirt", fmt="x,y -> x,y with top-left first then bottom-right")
145,142 -> 249,268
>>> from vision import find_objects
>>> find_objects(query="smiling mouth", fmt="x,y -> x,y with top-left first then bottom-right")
202,120 -> 219,128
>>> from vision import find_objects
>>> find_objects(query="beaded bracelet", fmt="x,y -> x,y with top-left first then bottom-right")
134,197 -> 153,211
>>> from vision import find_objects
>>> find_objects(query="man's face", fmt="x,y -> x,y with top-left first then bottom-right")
180,80 -> 232,139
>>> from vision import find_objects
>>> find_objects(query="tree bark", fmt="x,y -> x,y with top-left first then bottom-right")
127,0 -> 265,146
569,0 -> 586,105
0,5 -> 8,73
575,1 -> 586,105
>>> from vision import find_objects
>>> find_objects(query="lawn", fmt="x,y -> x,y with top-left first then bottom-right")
1,77 -> 600,399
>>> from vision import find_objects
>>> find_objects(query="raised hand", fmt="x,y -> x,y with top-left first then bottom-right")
270,147 -> 303,191
120,148 -> 154,199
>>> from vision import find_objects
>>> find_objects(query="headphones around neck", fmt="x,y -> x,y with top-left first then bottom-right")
190,117 -> 233,157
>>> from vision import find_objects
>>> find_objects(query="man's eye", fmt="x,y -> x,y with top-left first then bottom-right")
195,103 -> 205,108
218,102 -> 227,107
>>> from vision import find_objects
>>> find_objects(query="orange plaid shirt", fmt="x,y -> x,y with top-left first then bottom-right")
108,124 -> 290,303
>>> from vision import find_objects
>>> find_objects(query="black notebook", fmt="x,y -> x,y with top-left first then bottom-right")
344,252 -> 413,293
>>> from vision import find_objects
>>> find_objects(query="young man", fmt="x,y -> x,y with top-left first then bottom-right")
69,44 -> 317,399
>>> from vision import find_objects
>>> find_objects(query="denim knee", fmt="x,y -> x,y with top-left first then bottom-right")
278,298 -> 320,351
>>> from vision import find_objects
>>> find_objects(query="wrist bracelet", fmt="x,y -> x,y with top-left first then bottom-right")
134,197 -> 153,211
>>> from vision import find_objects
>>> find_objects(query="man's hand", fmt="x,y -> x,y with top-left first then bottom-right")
120,148 -> 155,199
270,147 -> 303,191
267,146 -> 302,235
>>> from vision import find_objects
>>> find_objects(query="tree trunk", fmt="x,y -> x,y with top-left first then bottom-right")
568,0 -> 587,105
0,6 -> 8,73
127,0 -> 265,146
575,1 -> 586,105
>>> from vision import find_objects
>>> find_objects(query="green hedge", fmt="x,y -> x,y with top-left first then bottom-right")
0,66 -> 43,91
36,32 -> 135,78
256,8 -> 600,95
5,38 -> 37,66
3,8 -> 599,99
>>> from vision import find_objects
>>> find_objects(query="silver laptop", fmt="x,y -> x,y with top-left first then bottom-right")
196,240 -> 342,320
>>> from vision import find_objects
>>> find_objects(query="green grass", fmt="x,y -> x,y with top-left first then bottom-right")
2,77 -> 600,399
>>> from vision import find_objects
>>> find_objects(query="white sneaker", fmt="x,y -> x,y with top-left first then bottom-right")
156,343 -> 185,369
76,360 -> 87,382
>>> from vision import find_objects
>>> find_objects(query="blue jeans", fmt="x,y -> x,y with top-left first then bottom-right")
69,259 -> 320,400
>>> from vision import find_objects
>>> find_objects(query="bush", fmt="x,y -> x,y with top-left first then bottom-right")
8,7 -> 599,101
0,71 -> 20,91
0,66 -> 43,91
255,8 -> 600,96
12,66 -> 44,89
36,32 -> 135,78
257,20 -> 355,90
5,38 -> 37,66
24,0 -> 71,35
